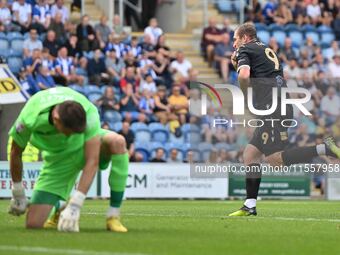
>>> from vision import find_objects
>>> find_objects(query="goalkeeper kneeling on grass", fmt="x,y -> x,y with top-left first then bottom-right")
8,87 -> 129,233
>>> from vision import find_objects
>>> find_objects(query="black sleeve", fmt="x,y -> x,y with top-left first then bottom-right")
236,46 -> 251,73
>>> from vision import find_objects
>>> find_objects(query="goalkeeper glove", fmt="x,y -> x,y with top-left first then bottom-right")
58,190 -> 86,232
8,182 -> 28,216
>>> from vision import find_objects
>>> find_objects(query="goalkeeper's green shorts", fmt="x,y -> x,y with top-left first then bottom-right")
31,129 -> 111,203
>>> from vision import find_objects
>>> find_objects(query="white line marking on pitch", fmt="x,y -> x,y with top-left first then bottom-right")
0,245 -> 149,255
83,212 -> 340,223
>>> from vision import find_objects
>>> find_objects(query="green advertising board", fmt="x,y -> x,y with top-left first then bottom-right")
228,167 -> 311,198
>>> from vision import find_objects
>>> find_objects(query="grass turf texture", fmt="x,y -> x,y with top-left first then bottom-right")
1,200 -> 340,255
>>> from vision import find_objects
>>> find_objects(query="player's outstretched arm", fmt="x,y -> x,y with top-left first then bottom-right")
58,136 -> 101,232
8,140 -> 28,216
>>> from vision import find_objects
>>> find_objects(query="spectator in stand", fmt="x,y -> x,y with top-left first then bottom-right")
307,0 -> 322,25
139,73 -> 157,94
140,34 -> 156,58
43,30 -> 60,57
279,38 -> 297,65
154,85 -> 171,125
106,48 -> 126,86
201,17 -> 222,67
334,12 -> 340,40
35,65 -> 55,90
170,51 -> 193,84
51,0 -> 69,24
23,48 -> 42,75
168,149 -> 180,163
214,33 -> 234,82
95,86 -> 120,112
152,52 -> 172,89
245,0 -> 263,23
125,51 -> 140,69
76,15 -> 98,52
64,34 -> 82,59
284,58 -> 301,80
262,0 -> 277,24
12,0 -> 32,33
54,46 -> 83,85
149,148 -> 166,163
32,0 -> 51,34
320,86 -> 340,125
124,36 -> 143,58
273,2 -> 293,25
120,66 -> 140,94
168,85 -> 188,124
105,33 -> 125,58
95,15 -> 112,49
220,17 -> 234,38
118,122 -> 135,159
144,18 -> 163,46
0,0 -> 16,32
139,89 -> 155,117
328,52 -> 340,80
120,83 -> 141,122
313,53 -> 328,74
23,28 -> 43,58
139,51 -> 156,78
48,11 -> 66,44
112,14 -> 127,38
155,34 -> 171,59
268,37 -> 279,52
87,49 -> 109,85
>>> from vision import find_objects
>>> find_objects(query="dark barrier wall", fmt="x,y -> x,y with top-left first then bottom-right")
0,103 -> 24,160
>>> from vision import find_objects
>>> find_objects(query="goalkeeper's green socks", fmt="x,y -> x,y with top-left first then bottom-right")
107,153 -> 129,217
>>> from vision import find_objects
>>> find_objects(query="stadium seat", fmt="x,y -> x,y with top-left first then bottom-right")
181,124 -> 201,144
87,92 -> 102,103
0,49 -> 9,59
84,84 -> 102,96
322,47 -> 334,60
215,142 -> 234,151
217,0 -> 233,12
0,32 -> 7,40
149,123 -> 169,143
169,133 -> 185,144
301,24 -> 316,32
0,38 -> 9,50
199,142 -> 214,162
269,23 -> 284,32
134,142 -> 150,162
130,122 -> 151,143
10,39 -> 24,54
7,57 -> 22,74
284,24 -> 300,32
69,84 -> 85,95
305,31 -> 320,45
317,25 -> 333,33
288,31 -> 304,48
150,141 -> 167,158
272,30 -> 286,47
7,32 -> 23,41
257,30 -> 270,45
110,121 -> 123,132
103,110 -> 123,124
321,32 -> 335,46
254,23 -> 267,31
8,49 -> 22,58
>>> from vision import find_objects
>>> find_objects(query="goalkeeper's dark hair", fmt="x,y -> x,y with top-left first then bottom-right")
236,23 -> 257,40
58,101 -> 86,133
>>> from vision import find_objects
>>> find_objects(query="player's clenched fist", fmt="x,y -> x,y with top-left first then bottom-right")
58,191 -> 86,232
231,51 -> 238,70
8,182 -> 28,216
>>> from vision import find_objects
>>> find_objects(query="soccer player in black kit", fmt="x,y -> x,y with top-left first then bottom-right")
228,23 -> 340,216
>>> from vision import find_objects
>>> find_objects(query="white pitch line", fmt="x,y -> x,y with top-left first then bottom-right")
83,212 -> 340,223
0,245 -> 149,255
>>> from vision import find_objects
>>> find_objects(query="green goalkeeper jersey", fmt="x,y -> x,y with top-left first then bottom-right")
9,87 -> 101,156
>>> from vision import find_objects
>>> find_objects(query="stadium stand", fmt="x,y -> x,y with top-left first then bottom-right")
2,0 -> 340,164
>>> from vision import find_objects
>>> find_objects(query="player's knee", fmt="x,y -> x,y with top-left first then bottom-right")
26,217 -> 44,229
110,134 -> 126,154
264,152 -> 283,166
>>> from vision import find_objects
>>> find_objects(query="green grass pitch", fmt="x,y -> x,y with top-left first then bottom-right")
1,200 -> 340,255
